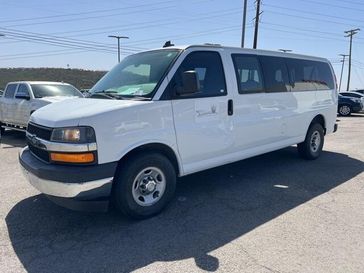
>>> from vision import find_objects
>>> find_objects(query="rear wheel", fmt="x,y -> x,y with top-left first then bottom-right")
112,153 -> 176,219
338,104 -> 351,116
297,123 -> 324,160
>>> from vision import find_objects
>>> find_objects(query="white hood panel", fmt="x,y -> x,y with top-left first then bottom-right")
30,98 -> 148,128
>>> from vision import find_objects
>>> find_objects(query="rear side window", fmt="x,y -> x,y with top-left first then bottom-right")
314,62 -> 335,90
259,56 -> 290,93
286,59 -> 317,91
171,51 -> 226,98
232,54 -> 264,94
287,59 -> 334,91
16,84 -> 30,97
4,84 -> 17,98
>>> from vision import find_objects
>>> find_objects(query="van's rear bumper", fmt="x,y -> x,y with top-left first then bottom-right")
19,147 -> 118,211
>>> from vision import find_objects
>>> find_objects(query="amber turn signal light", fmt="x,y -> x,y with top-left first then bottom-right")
50,152 -> 95,163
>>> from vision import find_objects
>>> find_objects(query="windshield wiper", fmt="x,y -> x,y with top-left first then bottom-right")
91,90 -> 150,100
117,95 -> 150,101
90,90 -> 122,99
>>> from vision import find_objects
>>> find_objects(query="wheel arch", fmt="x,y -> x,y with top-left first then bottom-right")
116,142 -> 182,177
311,114 -> 326,134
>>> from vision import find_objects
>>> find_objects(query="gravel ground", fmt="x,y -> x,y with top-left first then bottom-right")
0,114 -> 363,273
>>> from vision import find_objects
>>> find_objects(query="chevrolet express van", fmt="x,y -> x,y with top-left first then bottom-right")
19,45 -> 338,219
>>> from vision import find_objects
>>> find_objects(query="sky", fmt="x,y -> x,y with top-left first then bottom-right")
0,0 -> 363,90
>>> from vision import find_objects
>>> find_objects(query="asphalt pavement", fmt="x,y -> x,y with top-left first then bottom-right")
0,114 -> 363,273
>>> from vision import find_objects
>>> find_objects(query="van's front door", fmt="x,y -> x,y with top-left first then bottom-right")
168,50 -> 234,174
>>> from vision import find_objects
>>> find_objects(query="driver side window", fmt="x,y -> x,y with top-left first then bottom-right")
168,51 -> 227,99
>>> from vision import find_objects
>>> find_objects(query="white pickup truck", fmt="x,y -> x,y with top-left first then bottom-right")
0,81 -> 83,134
19,45 -> 338,219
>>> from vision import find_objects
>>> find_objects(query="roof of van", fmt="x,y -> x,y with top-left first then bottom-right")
6,81 -> 72,85
150,44 -> 329,62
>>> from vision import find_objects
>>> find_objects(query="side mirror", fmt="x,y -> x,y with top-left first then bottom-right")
15,94 -> 30,100
177,70 -> 200,95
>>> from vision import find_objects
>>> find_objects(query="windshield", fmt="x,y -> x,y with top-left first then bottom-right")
31,84 -> 82,98
90,49 -> 181,99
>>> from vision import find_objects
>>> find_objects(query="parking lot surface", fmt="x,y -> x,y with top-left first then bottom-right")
0,115 -> 363,273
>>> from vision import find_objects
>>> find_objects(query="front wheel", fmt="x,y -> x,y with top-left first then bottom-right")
297,123 -> 324,160
112,153 -> 176,219
338,104 -> 351,116
0,122 -> 4,137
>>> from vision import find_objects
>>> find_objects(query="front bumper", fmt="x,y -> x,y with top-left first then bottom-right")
352,102 -> 363,112
19,147 -> 118,211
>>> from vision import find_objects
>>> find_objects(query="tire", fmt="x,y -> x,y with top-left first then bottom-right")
0,122 -> 4,136
297,123 -> 324,160
112,152 -> 176,219
338,104 -> 351,116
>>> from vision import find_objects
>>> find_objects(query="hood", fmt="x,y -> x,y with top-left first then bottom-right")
30,98 -> 149,128
38,96 -> 80,103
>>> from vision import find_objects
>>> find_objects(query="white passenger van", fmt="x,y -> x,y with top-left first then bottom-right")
19,45 -> 338,219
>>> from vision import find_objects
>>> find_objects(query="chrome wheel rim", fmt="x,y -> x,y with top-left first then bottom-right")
340,105 -> 350,115
132,167 -> 166,207
310,131 -> 321,153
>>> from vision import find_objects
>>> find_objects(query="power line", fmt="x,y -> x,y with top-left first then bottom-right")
261,21 -> 347,41
0,33 -> 136,55
264,3 -> 364,27
259,25 -> 349,44
353,67 -> 364,87
264,10 -> 364,29
0,28 -> 143,52
2,1 -> 177,28
0,8 -> 246,49
0,0 -> 176,24
329,0 -> 364,6
295,0 -> 364,13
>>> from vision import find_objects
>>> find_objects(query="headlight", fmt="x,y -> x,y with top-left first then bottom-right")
51,127 -> 96,143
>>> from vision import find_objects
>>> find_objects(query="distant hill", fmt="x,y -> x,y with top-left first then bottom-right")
0,68 -> 107,90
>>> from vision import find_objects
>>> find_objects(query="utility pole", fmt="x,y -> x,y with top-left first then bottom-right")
344,28 -> 360,91
241,0 -> 248,48
108,35 -> 129,63
339,54 -> 349,91
253,0 -> 262,49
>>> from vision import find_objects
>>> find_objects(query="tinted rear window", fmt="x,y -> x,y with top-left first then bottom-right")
259,56 -> 290,93
232,54 -> 264,94
287,59 -> 334,91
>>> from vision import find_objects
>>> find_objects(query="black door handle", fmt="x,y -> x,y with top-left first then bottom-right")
228,99 -> 233,116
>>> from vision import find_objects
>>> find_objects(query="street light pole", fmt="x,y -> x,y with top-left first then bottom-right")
108,35 -> 129,63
